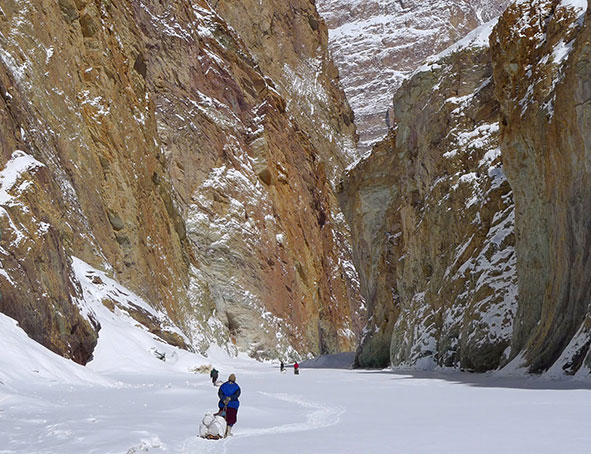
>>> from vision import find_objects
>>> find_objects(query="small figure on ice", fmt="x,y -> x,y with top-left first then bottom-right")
294,361 -> 299,375
280,360 -> 285,373
210,367 -> 219,386
217,373 -> 241,437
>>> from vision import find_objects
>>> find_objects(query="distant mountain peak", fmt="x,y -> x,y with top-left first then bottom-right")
316,0 -> 510,151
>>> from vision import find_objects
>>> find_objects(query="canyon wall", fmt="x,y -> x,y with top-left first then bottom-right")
343,0 -> 591,376
491,0 -> 591,375
340,23 -> 516,370
0,0 -> 364,364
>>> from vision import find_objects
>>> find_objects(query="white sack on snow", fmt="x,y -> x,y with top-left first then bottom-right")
199,413 -> 227,438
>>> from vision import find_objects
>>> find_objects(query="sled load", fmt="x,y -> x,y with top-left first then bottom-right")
199,413 -> 227,440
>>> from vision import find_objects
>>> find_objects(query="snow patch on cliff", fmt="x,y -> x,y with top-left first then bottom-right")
0,150 -> 44,206
0,150 -> 46,249
317,0 -> 509,150
71,257 -> 192,372
415,19 -> 497,76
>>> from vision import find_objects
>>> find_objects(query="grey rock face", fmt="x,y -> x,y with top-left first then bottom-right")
343,0 -> 591,377
340,23 -> 517,370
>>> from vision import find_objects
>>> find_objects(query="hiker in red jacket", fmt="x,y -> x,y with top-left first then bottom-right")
294,361 -> 299,375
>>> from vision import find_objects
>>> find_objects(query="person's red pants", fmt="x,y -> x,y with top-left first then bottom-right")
225,407 -> 238,426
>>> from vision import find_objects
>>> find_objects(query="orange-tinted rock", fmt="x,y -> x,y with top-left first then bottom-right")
0,0 -> 364,363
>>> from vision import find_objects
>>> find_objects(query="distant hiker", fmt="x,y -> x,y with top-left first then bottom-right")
280,360 -> 285,372
294,361 -> 299,375
210,367 -> 219,386
217,373 -> 241,437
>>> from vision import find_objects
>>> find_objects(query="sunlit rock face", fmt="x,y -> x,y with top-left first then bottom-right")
316,0 -> 510,151
0,0 -> 364,363
491,0 -> 591,375
213,0 -> 359,182
340,23 -> 516,370
342,0 -> 591,376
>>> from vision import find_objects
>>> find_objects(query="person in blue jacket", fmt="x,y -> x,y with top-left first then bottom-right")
217,373 -> 241,437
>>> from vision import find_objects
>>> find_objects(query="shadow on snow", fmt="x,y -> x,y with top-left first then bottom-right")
350,369 -> 591,391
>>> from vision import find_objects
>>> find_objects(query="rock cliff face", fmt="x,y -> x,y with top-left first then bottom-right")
213,0 -> 358,180
491,0 -> 591,375
316,0 -> 510,151
0,0 -> 364,364
342,0 -> 591,376
340,23 -> 516,370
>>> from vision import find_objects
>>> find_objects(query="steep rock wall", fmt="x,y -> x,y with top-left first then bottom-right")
491,0 -> 591,375
340,24 -> 516,370
342,0 -> 591,376
0,0 -> 363,363
213,0 -> 358,180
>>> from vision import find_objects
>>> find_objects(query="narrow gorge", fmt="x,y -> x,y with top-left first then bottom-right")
339,0 -> 591,377
2,0 -> 591,380
316,0 -> 510,150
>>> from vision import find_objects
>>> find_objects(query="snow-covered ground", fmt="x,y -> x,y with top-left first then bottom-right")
2,258 -> 591,453
2,309 -> 591,454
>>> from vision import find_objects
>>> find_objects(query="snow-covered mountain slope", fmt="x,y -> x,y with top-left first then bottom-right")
0,313 -> 113,392
0,0 -> 364,364
316,0 -> 510,151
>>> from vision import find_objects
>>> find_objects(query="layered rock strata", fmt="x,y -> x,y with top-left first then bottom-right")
0,0 -> 363,363
317,0 -> 510,151
340,23 -> 517,370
